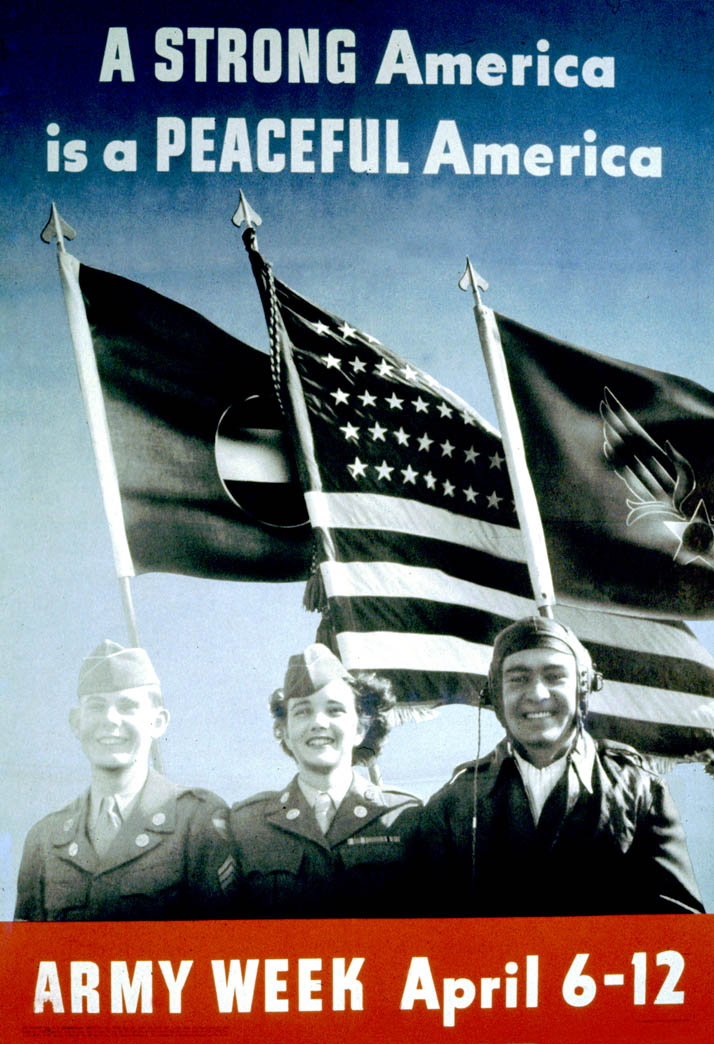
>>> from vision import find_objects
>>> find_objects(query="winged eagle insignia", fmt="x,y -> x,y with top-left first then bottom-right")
600,387 -> 714,569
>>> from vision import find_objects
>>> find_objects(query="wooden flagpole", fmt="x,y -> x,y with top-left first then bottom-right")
460,257 -> 555,618
42,204 -> 141,644
42,204 -> 163,766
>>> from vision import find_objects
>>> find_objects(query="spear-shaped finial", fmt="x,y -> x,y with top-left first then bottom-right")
40,202 -> 76,253
458,256 -> 489,306
232,190 -> 262,231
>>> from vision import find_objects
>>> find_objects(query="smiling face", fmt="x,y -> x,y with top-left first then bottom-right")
69,687 -> 169,772
500,647 -> 579,766
281,679 -> 366,780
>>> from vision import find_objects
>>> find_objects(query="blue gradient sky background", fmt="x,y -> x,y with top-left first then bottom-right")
2,0 -> 714,918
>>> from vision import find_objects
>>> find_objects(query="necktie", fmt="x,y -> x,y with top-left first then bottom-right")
313,791 -> 335,834
92,796 -> 121,856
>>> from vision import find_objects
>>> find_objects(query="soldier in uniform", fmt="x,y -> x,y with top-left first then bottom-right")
228,643 -> 421,917
15,640 -> 236,920
414,615 -> 704,916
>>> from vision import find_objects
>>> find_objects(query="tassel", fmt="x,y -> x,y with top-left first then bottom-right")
386,704 -> 441,727
303,568 -> 327,613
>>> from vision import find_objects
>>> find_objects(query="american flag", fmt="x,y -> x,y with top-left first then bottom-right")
247,241 -> 714,760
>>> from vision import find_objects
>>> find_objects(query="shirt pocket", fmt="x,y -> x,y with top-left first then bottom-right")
116,856 -> 184,897
237,834 -> 304,877
340,833 -> 406,868
44,868 -> 89,919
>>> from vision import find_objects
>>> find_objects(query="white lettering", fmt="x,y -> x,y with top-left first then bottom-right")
71,962 -> 100,1014
103,140 -> 137,172
264,958 -> 289,1013
298,958 -> 322,1012
375,30 -> 422,84
34,962 -> 64,1013
400,957 -> 440,1010
159,960 -> 193,1014
155,28 -> 183,82
423,120 -> 470,174
332,957 -> 364,1011
111,961 -> 152,1014
211,959 -> 259,1014
156,117 -> 185,171
99,27 -> 134,82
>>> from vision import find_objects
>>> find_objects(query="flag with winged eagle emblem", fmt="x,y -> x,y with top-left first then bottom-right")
496,313 -> 714,619
244,234 -> 714,760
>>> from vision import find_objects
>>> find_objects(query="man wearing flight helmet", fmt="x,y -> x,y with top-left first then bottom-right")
414,615 -> 704,916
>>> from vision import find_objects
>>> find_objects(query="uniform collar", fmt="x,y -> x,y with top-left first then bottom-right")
264,773 -> 390,848
297,773 -> 353,811
484,730 -> 595,796
48,771 -> 184,873
89,768 -> 148,827
568,729 -> 596,794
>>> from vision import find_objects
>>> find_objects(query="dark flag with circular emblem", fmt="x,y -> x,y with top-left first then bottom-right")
79,263 -> 312,581
215,396 -> 308,529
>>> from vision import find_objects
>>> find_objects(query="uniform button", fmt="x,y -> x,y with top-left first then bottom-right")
354,805 -> 368,818
364,787 -> 377,801
152,812 -> 166,826
280,791 -> 290,803
286,808 -> 300,820
68,842 -> 79,856
63,818 -> 74,832
135,833 -> 150,847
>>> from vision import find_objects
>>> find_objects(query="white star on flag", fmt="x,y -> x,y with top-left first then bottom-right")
369,422 -> 387,442
375,460 -> 394,481
348,457 -> 368,479
402,465 -> 419,484
340,423 -> 359,442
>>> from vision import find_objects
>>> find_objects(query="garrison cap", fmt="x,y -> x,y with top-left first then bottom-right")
78,640 -> 160,696
283,642 -> 354,700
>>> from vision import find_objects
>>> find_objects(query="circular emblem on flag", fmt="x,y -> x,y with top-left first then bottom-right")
215,395 -> 308,529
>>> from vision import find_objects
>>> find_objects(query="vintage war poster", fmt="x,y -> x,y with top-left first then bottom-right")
3,1 -> 714,1040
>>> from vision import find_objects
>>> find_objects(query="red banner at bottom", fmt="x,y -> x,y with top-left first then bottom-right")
2,915 -> 712,1043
